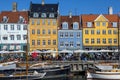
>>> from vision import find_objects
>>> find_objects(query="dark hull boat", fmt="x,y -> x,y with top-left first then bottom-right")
0,62 -> 70,80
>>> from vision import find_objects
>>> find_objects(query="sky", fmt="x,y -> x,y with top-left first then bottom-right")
0,0 -> 120,15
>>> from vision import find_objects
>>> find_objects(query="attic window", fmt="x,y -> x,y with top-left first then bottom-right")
2,16 -> 8,23
41,13 -> 46,18
19,16 -> 24,23
33,13 -> 39,18
49,13 -> 54,18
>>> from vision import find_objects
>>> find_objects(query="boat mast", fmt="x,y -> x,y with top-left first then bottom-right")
26,22 -> 29,76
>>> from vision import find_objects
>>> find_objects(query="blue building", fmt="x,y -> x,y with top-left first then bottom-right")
58,14 -> 82,51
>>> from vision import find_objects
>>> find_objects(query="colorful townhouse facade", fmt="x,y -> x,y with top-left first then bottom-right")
29,1 -> 59,52
58,14 -> 83,51
81,14 -> 119,50
0,3 -> 28,51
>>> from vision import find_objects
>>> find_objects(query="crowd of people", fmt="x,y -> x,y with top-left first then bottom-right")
0,52 -> 119,63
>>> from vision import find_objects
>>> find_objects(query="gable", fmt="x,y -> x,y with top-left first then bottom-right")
94,14 -> 109,22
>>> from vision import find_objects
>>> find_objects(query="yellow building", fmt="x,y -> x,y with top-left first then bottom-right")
29,1 -> 58,52
82,14 -> 119,50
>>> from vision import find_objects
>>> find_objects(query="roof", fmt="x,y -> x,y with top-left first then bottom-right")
0,11 -> 29,23
81,14 -> 119,28
58,16 -> 81,30
30,3 -> 58,12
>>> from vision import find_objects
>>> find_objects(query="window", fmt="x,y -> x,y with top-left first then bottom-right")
60,32 -> 64,38
102,22 -> 106,26
3,36 -> 8,40
70,41 -> 73,47
31,20 -> 34,25
19,16 -> 24,23
91,30 -> 94,34
49,13 -> 54,18
113,30 -> 117,34
37,29 -> 40,34
53,40 -> 56,45
102,30 -> 106,35
48,29 -> 51,34
97,30 -> 100,34
85,30 -> 89,34
73,22 -> 79,29
48,40 -> 51,45
65,42 -> 69,47
37,20 -> 40,25
17,25 -> 21,30
85,38 -> 89,43
96,22 -> 100,26
23,25 -> 27,30
65,32 -> 68,37
114,39 -> 117,44
60,42 -> 64,47
4,25 -> 8,30
112,22 -> 117,27
41,13 -> 46,18
108,30 -> 112,34
62,22 -> 68,29
77,43 -> 80,47
108,38 -> 112,44
23,35 -> 27,40
77,32 -> 80,38
91,38 -> 94,44
37,40 -> 40,45
42,40 -> 46,45
70,32 -> 73,37
11,25 -> 14,30
32,29 -> 35,34
32,40 -> 35,45
33,13 -> 39,18
53,20 -> 56,25
42,29 -> 46,34
87,22 -> 92,27
53,30 -> 56,34
97,38 -> 100,44
17,35 -> 21,40
10,35 -> 14,40
2,16 -> 8,23
42,19 -> 45,25
48,20 -> 50,25
103,38 -> 106,44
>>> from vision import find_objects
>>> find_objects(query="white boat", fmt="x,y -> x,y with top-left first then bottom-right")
87,63 -> 120,80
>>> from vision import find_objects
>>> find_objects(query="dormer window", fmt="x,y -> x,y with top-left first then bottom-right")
112,22 -> 117,27
33,12 -> 39,18
87,22 -> 92,27
62,22 -> 68,29
49,13 -> 54,18
73,22 -> 79,29
41,13 -> 46,18
2,16 -> 8,23
19,16 -> 24,23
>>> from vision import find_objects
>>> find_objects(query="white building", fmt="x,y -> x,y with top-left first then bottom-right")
0,3 -> 28,51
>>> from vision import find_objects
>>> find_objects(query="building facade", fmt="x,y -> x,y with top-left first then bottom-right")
81,14 -> 119,50
0,5 -> 28,51
58,15 -> 82,51
29,1 -> 58,52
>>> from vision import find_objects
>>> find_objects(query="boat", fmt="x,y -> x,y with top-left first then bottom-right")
0,61 -> 70,80
87,63 -> 120,80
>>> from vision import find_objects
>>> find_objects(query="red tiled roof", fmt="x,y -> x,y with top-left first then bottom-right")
0,11 -> 29,23
58,16 -> 81,30
81,14 -> 119,28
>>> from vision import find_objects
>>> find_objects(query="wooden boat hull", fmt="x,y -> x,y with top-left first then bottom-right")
87,71 -> 120,80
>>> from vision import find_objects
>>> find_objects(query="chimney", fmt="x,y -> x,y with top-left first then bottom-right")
69,11 -> 72,18
108,7 -> 113,15
12,2 -> 17,12
42,0 -> 45,5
